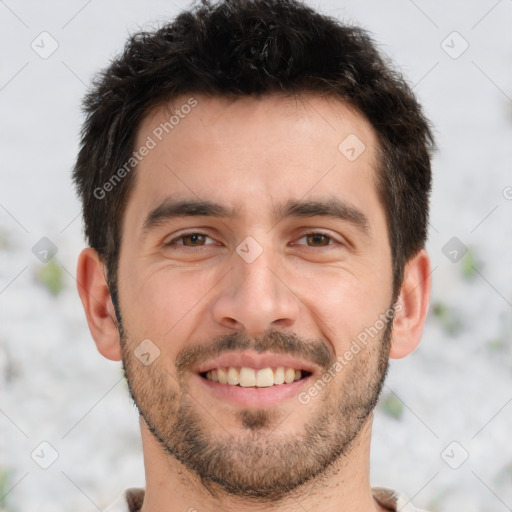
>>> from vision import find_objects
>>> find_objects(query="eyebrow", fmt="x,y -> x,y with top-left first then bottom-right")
275,198 -> 370,236
142,199 -> 238,234
141,197 -> 370,237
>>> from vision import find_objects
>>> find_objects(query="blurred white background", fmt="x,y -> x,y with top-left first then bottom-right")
1,1 -> 511,510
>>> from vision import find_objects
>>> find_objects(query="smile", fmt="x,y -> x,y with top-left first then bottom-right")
201,367 -> 311,387
194,350 -> 317,407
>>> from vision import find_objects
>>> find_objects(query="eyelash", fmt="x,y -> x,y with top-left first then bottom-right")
165,232 -> 218,248
164,230 -> 342,249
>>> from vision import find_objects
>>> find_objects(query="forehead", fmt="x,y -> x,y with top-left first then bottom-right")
127,93 -> 382,229
138,93 -> 377,156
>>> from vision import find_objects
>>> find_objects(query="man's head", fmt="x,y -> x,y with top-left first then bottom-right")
74,0 -> 433,502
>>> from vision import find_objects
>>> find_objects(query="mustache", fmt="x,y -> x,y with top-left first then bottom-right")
175,330 -> 334,374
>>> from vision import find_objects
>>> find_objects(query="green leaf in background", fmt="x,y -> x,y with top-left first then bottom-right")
427,488 -> 451,512
0,466 -> 13,511
35,259 -> 65,296
486,338 -> 503,352
431,301 -> 463,336
380,393 -> 404,420
0,228 -> 10,250
460,247 -> 480,281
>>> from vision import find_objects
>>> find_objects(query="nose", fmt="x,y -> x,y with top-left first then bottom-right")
210,243 -> 300,336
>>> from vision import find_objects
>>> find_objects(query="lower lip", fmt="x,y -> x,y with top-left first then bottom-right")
196,374 -> 312,408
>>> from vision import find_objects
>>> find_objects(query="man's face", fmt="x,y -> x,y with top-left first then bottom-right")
116,94 -> 394,498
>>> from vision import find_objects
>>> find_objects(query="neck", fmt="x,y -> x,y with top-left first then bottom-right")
139,414 -> 386,512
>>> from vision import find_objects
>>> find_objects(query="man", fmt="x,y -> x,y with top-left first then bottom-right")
73,0 -> 434,510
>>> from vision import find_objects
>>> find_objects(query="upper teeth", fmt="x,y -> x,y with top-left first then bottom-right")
205,367 -> 303,387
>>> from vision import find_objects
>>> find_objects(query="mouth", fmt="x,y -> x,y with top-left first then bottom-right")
194,351 -> 317,408
200,366 -> 312,388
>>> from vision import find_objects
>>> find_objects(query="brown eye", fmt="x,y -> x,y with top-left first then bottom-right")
305,233 -> 332,247
184,234 -> 207,246
166,233 -> 213,247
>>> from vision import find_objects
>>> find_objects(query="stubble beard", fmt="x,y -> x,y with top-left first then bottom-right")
121,323 -> 391,501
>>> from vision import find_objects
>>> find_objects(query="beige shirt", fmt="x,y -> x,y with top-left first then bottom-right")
105,487 -> 429,511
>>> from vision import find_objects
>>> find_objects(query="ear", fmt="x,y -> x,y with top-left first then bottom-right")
389,249 -> 431,359
76,247 -> 122,361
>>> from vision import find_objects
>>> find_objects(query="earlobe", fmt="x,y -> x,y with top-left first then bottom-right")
389,249 -> 431,359
76,248 -> 122,361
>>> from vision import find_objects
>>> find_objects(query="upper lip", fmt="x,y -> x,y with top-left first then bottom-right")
195,350 -> 318,375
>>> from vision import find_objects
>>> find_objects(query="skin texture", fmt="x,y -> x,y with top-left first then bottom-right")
77,93 -> 431,512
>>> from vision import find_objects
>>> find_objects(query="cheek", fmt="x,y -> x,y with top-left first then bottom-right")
294,264 -> 392,348
118,265 -> 214,346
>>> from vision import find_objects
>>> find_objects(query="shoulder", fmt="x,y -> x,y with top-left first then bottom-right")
104,488 -> 145,512
109,487 -> 428,512
372,486 -> 430,512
